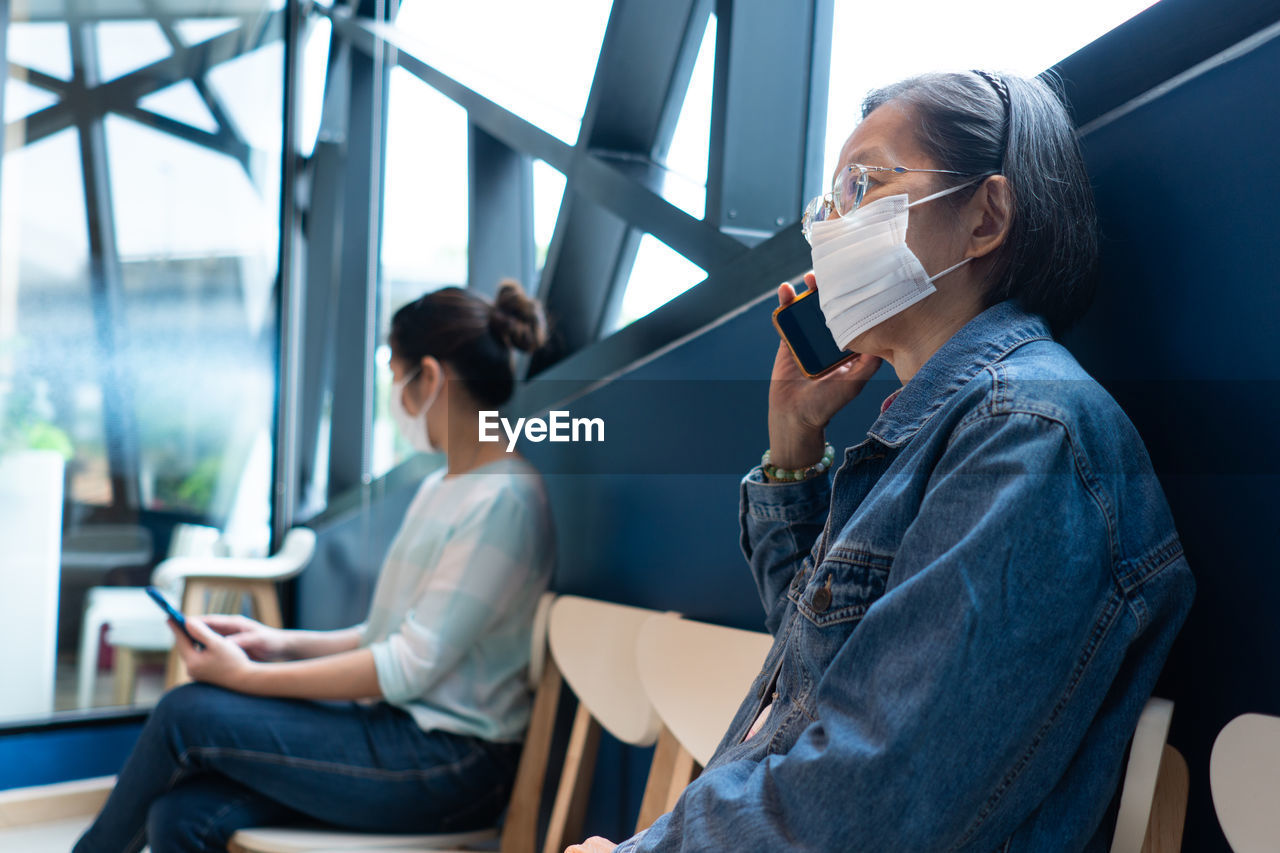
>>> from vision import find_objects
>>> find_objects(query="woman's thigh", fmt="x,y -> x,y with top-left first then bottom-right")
155,683 -> 520,832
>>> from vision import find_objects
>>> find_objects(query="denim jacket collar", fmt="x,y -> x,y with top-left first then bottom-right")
866,299 -> 1053,448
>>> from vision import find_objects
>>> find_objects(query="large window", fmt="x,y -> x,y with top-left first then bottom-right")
821,0 -> 1162,180
372,67 -> 470,478
392,0 -> 613,144
0,4 -> 283,723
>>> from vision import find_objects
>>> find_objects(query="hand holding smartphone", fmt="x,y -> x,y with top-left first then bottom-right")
771,282 -> 857,378
145,586 -> 206,651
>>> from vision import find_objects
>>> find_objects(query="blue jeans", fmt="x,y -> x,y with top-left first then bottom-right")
73,683 -> 523,853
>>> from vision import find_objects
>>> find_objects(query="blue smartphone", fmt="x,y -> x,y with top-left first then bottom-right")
145,586 -> 205,650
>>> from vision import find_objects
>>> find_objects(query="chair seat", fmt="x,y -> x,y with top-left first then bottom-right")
89,587 -> 175,651
229,825 -> 499,853
86,585 -> 168,613
105,618 -> 174,651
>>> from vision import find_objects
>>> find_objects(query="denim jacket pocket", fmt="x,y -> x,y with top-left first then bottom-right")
789,544 -> 894,628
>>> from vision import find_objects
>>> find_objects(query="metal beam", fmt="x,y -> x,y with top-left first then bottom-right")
20,0 -> 269,24
338,14 -> 573,171
69,21 -> 140,513
533,0 -> 725,367
325,21 -> 389,498
468,123 -> 533,297
509,224 -> 812,417
579,0 -> 712,154
270,0 -> 304,547
8,63 -> 68,95
6,13 -> 283,149
526,193 -> 632,376
114,104 -> 252,168
705,0 -> 833,243
336,12 -> 741,274
1054,0 -> 1280,127
145,1 -> 255,174
0,5 -> 7,214
295,37 -> 352,516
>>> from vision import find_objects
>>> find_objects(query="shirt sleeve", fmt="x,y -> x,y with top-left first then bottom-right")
627,411 -> 1121,851
739,465 -> 832,634
366,486 -> 542,705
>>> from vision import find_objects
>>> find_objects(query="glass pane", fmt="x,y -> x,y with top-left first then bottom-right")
373,67 -> 470,478
174,17 -> 242,46
392,0 -> 613,144
95,21 -> 173,83
0,127 -> 123,726
299,13 -> 333,158
5,76 -> 60,123
105,113 -> 277,537
137,80 -> 219,133
0,128 -> 107,508
659,13 -> 716,220
532,159 -> 566,279
822,0 -> 1162,180
608,234 -> 707,333
7,23 -> 72,81
0,1 -> 285,725
207,40 -> 286,154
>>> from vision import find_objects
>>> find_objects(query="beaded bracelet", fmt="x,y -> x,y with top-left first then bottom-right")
761,442 -> 834,482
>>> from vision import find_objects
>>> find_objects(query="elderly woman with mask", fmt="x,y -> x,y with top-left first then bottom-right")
571,70 -> 1194,853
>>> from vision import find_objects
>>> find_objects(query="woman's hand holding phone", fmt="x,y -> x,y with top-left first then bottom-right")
768,273 -> 882,468
201,614 -> 292,662
170,616 -> 256,688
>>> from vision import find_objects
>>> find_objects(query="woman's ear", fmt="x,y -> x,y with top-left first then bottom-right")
404,356 -> 443,414
966,175 -> 1013,260
417,356 -> 444,400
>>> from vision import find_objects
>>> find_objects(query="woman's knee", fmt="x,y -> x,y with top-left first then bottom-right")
149,683 -> 219,733
147,683 -> 247,755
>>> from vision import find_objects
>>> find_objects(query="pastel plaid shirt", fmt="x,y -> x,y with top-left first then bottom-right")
356,456 -> 555,743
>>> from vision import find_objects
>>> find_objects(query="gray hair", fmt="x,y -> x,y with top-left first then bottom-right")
861,70 -> 1099,336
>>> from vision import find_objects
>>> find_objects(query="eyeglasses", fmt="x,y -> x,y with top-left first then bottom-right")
801,163 -> 972,243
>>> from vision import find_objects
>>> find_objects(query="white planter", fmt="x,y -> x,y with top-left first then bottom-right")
0,450 -> 65,721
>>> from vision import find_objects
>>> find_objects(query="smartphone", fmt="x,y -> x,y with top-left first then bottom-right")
145,586 -> 205,650
771,286 -> 857,378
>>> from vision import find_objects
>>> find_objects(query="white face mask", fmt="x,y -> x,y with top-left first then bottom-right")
389,365 -> 441,454
809,176 -> 983,350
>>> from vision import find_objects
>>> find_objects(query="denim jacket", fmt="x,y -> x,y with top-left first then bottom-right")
615,298 -> 1195,853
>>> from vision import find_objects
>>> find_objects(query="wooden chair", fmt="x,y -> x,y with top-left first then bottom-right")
1209,712 -> 1280,853
1110,696 -> 1189,853
634,613 -> 772,767
79,526 -> 318,708
164,526 -> 318,689
226,591 -> 558,853
540,596 -> 687,850
232,594 -> 681,853
635,613 -> 1188,853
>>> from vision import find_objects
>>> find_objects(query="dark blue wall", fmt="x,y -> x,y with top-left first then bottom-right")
1067,28 -> 1280,852
519,31 -> 1280,851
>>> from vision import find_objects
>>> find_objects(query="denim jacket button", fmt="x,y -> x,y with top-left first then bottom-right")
811,585 -> 831,613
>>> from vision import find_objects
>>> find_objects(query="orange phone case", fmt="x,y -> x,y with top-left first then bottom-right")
771,288 -> 857,379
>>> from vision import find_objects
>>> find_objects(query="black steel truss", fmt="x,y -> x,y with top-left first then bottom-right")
6,10 -> 281,171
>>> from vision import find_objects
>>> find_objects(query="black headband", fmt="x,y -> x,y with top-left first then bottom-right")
971,69 -> 1010,170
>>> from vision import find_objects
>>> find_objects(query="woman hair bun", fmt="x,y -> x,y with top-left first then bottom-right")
489,278 -> 548,354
